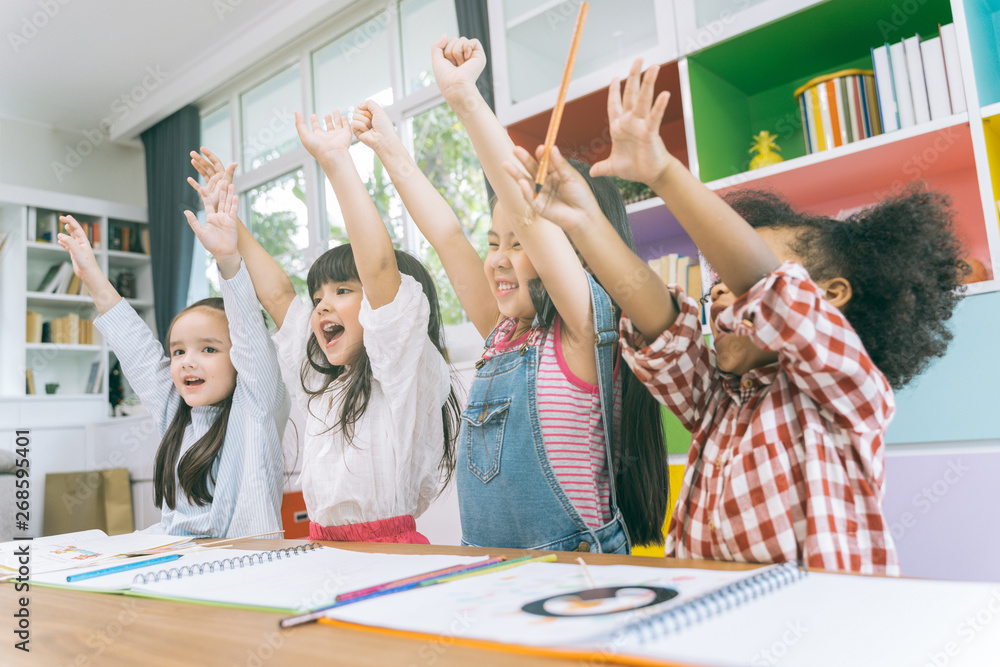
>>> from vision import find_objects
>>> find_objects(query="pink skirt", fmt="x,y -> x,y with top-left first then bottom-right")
309,514 -> 430,544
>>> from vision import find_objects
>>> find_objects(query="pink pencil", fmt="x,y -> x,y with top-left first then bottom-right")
335,556 -> 506,602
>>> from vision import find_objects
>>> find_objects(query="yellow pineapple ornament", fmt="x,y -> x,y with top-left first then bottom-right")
749,131 -> 783,170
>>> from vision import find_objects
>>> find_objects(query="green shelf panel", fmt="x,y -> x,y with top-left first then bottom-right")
662,405 -> 692,455
689,0 -> 954,182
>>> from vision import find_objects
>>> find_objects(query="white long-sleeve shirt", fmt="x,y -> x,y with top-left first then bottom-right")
94,263 -> 289,538
273,273 -> 451,527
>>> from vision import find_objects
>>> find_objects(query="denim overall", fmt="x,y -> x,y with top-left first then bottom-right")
457,274 -> 630,554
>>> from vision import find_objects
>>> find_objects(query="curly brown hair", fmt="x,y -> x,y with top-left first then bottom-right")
724,187 -> 970,390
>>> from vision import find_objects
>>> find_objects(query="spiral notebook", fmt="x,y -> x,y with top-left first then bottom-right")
323,560 -> 1000,667
30,544 -> 482,613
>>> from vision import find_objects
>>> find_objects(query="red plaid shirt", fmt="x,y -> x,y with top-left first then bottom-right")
621,261 -> 899,575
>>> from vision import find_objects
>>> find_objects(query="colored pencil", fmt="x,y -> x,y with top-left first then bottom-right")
534,1 -> 589,196
427,554 -> 558,585
279,553 -> 557,629
337,556 -> 505,602
66,554 -> 182,582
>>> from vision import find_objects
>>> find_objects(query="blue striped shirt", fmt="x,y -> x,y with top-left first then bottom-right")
94,263 -> 289,538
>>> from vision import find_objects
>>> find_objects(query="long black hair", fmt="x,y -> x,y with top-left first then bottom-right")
725,187 -> 970,390
527,160 -> 670,547
154,298 -> 234,509
301,244 -> 461,489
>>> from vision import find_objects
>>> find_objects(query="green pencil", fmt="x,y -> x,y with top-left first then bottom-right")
425,554 -> 558,585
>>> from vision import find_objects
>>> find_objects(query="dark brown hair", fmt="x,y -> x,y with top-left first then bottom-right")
154,299 -> 235,509
300,244 -> 460,489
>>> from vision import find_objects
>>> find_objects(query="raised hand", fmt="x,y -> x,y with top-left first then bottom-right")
295,110 -> 352,166
590,59 -> 672,187
503,145 -> 607,236
431,35 -> 486,102
185,180 -> 241,279
351,100 -> 397,153
188,147 -> 236,217
57,215 -> 121,314
57,215 -> 104,286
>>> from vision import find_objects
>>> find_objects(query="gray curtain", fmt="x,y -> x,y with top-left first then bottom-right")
455,0 -> 495,112
455,0 -> 495,202
141,106 -> 201,345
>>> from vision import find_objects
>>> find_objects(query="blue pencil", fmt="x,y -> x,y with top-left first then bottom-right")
66,553 -> 183,582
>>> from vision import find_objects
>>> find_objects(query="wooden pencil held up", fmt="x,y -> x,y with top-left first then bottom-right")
534,1 -> 590,196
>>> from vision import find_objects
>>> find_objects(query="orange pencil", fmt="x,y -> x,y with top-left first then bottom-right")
535,2 -> 589,196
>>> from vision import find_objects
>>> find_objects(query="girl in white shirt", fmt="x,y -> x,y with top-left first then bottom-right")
190,115 -> 460,543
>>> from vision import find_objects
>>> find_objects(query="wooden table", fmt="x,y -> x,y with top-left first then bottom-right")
1,540 -> 755,666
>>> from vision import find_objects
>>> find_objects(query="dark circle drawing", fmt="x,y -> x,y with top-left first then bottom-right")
521,586 -> 678,617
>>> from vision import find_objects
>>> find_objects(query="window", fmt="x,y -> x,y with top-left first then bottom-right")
197,0 -> 487,339
410,102 -> 490,325
400,0 -> 460,94
312,12 -> 393,116
240,64 -> 302,171
246,169 -> 310,297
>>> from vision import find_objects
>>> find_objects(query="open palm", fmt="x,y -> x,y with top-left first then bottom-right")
591,59 -> 672,185
185,180 -> 238,259
296,111 -> 352,164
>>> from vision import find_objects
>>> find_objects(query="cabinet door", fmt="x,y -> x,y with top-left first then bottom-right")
674,0 -> 825,56
491,0 -> 677,124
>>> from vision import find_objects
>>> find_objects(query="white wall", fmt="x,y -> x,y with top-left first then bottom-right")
0,117 -> 146,208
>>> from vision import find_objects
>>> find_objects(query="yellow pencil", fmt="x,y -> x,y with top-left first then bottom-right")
430,553 -> 558,585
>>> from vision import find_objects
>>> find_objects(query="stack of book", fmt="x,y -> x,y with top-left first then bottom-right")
28,312 -> 96,345
109,222 -> 150,254
29,213 -> 100,247
647,253 -> 702,299
871,23 -> 966,134
34,261 -> 90,296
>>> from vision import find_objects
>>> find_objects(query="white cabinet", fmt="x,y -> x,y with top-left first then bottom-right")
489,0 -> 677,125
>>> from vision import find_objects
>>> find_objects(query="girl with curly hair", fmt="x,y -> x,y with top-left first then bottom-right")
506,58 -> 968,575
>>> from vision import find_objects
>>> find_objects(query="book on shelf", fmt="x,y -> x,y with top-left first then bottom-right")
140,228 -> 150,254
921,36 -> 952,120
903,35 -> 931,125
35,261 -> 69,293
85,359 -> 104,394
25,369 -> 35,395
939,23 -> 966,113
26,310 -> 43,343
872,26 -> 964,133
647,253 -> 699,297
888,41 -> 916,128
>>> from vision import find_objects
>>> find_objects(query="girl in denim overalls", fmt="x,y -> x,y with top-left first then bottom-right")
357,36 -> 669,553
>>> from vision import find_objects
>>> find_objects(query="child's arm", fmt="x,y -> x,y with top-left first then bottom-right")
351,100 -> 498,338
58,215 -> 178,432
189,148 -> 297,328
590,60 -> 779,306
56,215 -> 121,315
295,110 -> 400,308
504,144 -> 675,343
184,180 -> 287,414
433,36 -> 593,349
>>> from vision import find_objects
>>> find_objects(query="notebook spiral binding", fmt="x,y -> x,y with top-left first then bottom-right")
132,542 -> 323,584
621,561 -> 807,644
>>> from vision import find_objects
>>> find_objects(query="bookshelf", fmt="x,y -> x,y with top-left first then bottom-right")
0,191 -> 152,411
490,0 -> 1000,556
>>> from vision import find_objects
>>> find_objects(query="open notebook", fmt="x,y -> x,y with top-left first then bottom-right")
322,560 -> 1000,667
28,543 -> 483,613
0,529 -> 192,580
